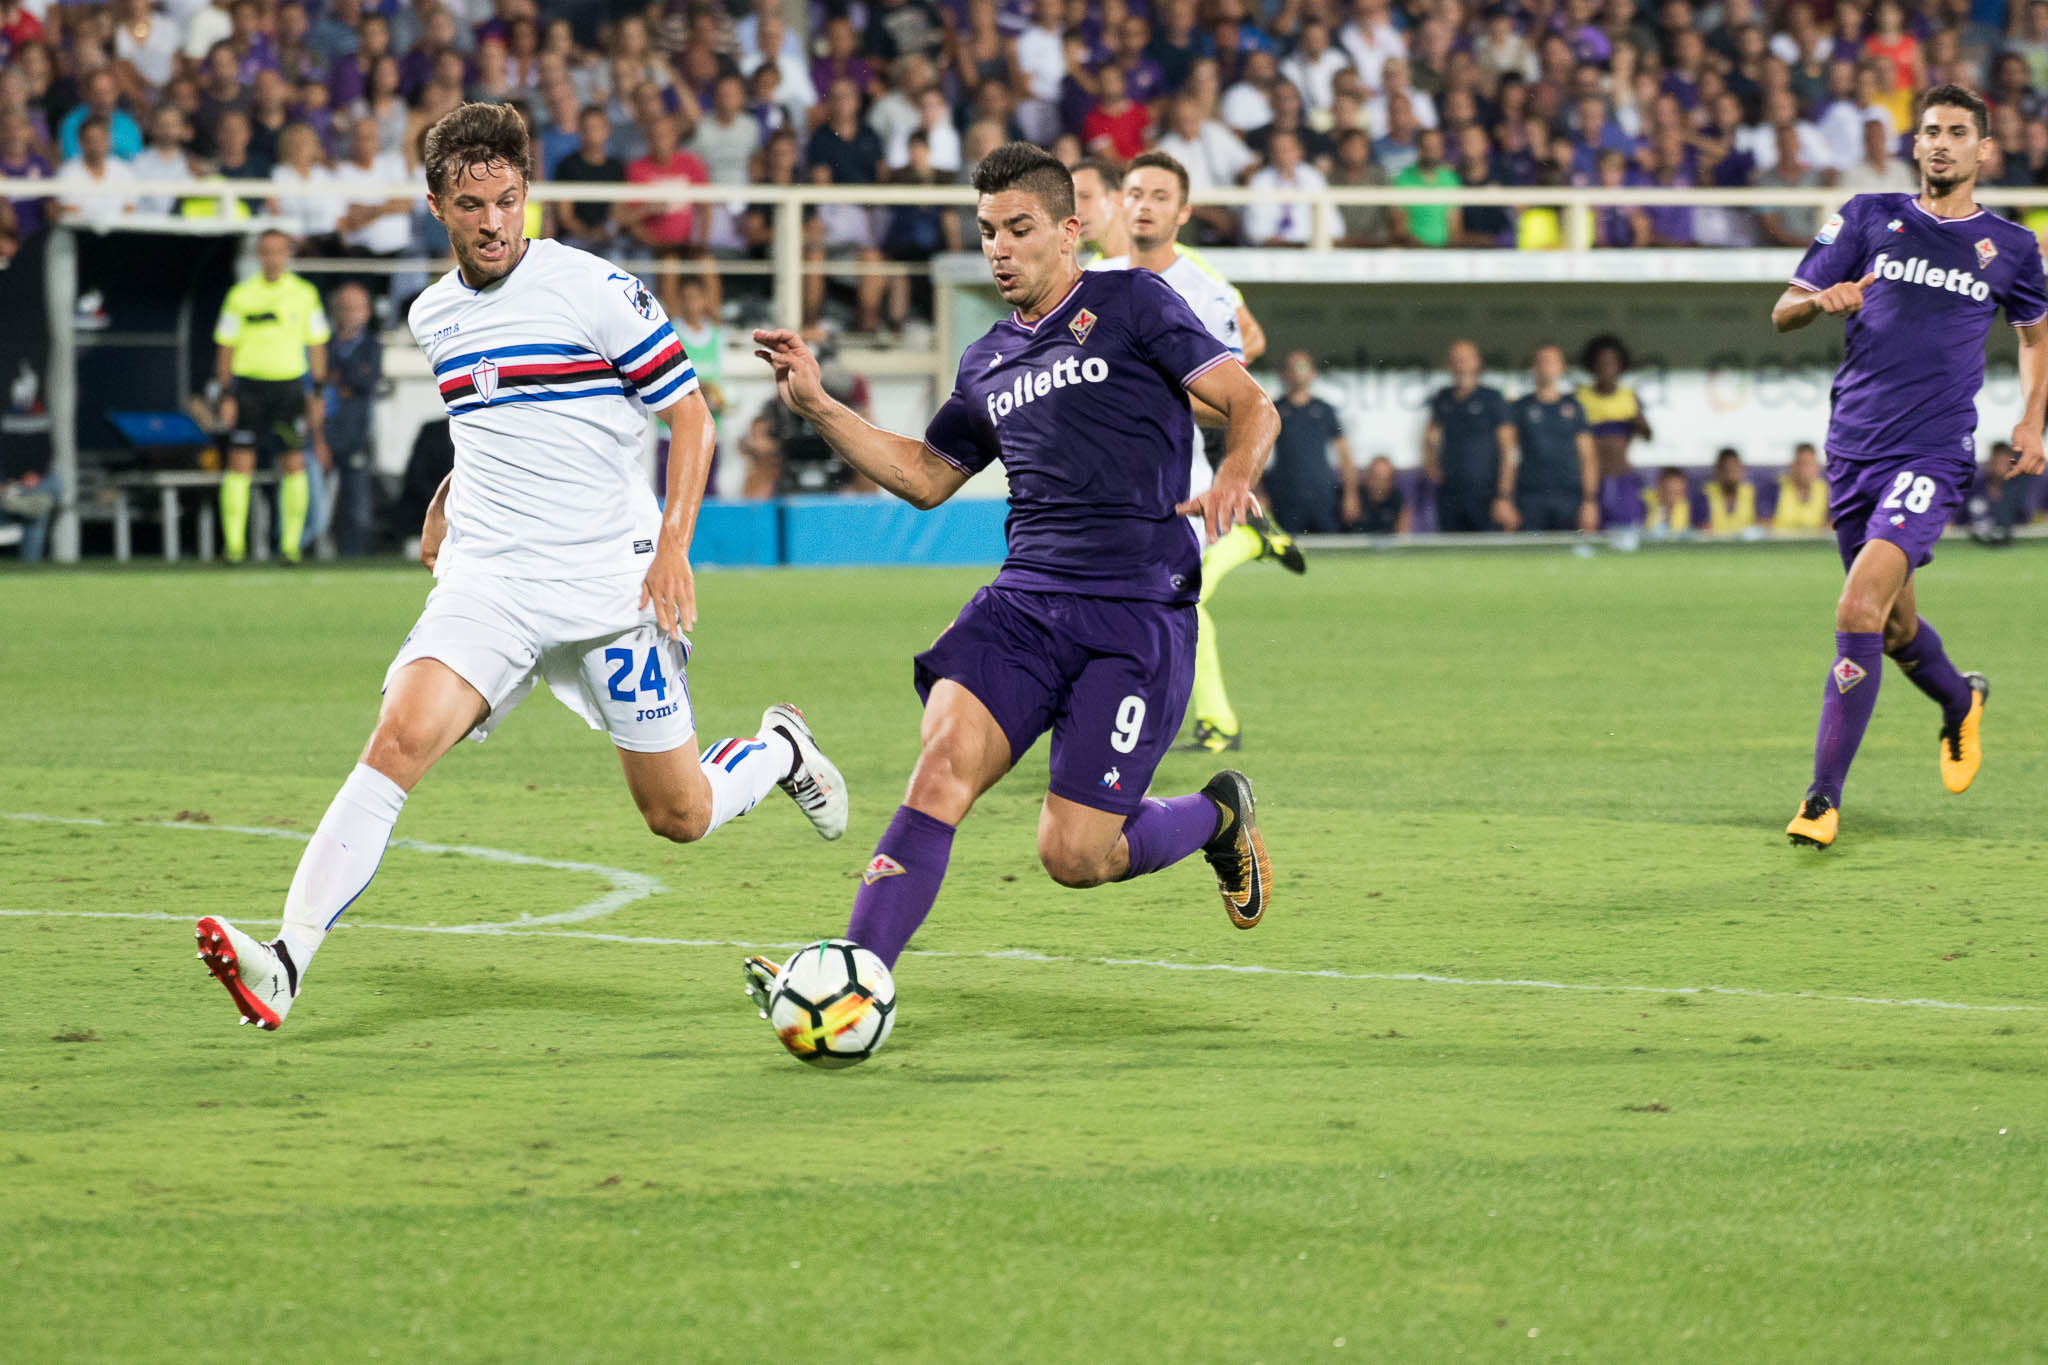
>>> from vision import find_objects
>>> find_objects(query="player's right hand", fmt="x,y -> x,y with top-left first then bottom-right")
752,329 -> 826,415
1814,273 -> 1878,317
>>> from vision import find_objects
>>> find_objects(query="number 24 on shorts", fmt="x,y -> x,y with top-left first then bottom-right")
605,646 -> 670,702
1881,470 -> 1937,515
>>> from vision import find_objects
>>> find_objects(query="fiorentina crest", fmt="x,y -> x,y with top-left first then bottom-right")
862,854 -> 905,885
1832,657 -> 1868,693
470,355 -> 499,404
1976,236 -> 1998,269
1068,307 -> 1097,346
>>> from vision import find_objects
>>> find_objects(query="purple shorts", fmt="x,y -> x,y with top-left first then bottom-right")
914,585 -> 1196,816
1828,451 -> 1972,573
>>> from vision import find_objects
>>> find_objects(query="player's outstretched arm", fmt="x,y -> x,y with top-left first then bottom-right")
642,388 -> 717,638
420,473 -> 451,571
2012,320 -> 2048,477
1178,359 -> 1281,543
1773,275 -> 1877,332
752,328 -> 970,509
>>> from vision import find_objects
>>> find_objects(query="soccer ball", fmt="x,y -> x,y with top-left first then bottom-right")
770,940 -> 896,1068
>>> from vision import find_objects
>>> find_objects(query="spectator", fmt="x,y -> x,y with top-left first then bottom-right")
1147,0 -> 1211,95
1772,442 -> 1831,532
1643,465 -> 1694,535
1393,127 -> 1461,248
1153,91 -> 1255,201
113,0 -> 181,93
881,131 -> 959,330
0,461 -> 57,561
209,110 -> 272,211
1221,48 -> 1280,132
811,16 -> 876,105
59,69 -> 141,162
269,120 -> 341,250
807,78 -> 884,186
1241,130 -> 1339,246
1084,62 -> 1153,160
1371,91 -> 1420,174
741,9 -> 814,117
1511,343 -> 1599,532
1452,124 -> 1513,247
55,118 -> 135,229
1342,0 -> 1406,94
322,281 -> 382,556
1110,14 -> 1169,106
330,114 -> 412,303
0,110 -> 52,244
1864,0 -> 1925,94
551,106 -> 622,251
1704,447 -> 1759,534
1755,124 -> 1822,246
1266,350 -> 1354,534
865,0 -> 946,66
693,73 -> 760,184
803,162 -> 885,337
533,78 -> 584,174
669,274 -> 725,424
1346,455 -> 1412,534
1967,442 -> 2036,544
1365,58 -> 1438,136
1328,128 -> 1393,247
1282,21 -> 1355,114
194,43 -> 250,158
623,114 -> 710,322
131,105 -> 195,214
327,13 -> 389,110
1423,339 -> 1518,533
1246,79 -> 1329,164
1593,148 -> 1651,247
1578,334 -> 1652,528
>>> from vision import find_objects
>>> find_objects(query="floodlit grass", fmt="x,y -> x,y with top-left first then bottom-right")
2,547 -> 2042,1363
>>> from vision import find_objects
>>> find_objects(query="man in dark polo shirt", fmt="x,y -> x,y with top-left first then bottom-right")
1266,349 -> 1352,534
1510,342 -> 1599,532
806,78 -> 885,186
1422,338 -> 1517,532
552,106 -> 625,252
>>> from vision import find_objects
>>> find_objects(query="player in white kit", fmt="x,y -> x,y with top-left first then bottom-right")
194,103 -> 847,1031
1088,151 -> 1303,753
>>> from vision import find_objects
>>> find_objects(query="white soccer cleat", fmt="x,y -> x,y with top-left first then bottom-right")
761,703 -> 848,840
195,916 -> 298,1030
743,954 -> 783,1019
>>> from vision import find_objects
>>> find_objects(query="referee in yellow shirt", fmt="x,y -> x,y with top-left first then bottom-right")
213,229 -> 330,564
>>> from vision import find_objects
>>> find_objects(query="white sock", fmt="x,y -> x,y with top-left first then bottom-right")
697,731 -> 797,834
277,763 -> 408,981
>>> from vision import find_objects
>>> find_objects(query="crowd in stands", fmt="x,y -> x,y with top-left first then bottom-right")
9,0 -> 2048,314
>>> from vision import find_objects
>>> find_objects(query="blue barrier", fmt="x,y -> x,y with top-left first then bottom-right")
688,496 -> 1009,568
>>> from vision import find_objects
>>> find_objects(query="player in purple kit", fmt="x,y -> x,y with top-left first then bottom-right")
744,143 -> 1282,1008
1773,85 -> 2048,848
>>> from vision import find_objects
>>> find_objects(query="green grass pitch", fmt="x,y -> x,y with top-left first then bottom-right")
2,546 -> 2044,1363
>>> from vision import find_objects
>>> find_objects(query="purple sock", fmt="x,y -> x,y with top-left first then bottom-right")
1886,616 -> 1972,725
1811,630 -> 1884,805
1119,794 -> 1222,880
845,806 -> 955,968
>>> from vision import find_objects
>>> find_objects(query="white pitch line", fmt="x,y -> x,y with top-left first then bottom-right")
0,908 -> 2036,1015
4,813 -> 2040,1015
1,812 -> 662,928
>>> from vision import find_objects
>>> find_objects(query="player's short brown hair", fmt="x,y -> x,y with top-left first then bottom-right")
422,101 -> 536,197
971,141 -> 1075,220
1916,83 -> 1990,138
1125,150 -> 1191,205
1070,155 -> 1122,195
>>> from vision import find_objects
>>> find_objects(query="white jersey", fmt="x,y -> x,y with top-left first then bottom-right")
408,238 -> 699,580
1088,250 -> 1245,496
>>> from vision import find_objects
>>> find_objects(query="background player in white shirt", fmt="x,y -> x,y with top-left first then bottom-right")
195,103 -> 847,1032
1092,151 -> 1304,755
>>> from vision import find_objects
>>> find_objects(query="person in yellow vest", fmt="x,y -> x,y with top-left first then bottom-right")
1642,465 -> 1693,535
213,229 -> 330,564
1704,447 -> 1758,535
1771,441 -> 1832,532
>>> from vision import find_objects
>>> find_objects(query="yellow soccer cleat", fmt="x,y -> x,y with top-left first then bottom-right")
1939,672 -> 1989,795
1786,793 -> 1838,849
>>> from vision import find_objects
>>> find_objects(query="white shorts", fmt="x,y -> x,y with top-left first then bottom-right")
384,570 -> 695,754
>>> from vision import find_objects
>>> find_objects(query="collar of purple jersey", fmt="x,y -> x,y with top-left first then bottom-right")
1909,196 -> 1986,226
1004,271 -> 1087,333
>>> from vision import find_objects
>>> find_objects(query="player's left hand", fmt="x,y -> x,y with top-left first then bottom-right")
2008,421 -> 2046,476
641,544 -> 697,638
1178,476 -> 1259,545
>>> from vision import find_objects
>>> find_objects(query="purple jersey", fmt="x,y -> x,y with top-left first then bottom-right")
1792,193 -> 2048,463
922,269 -> 1236,605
